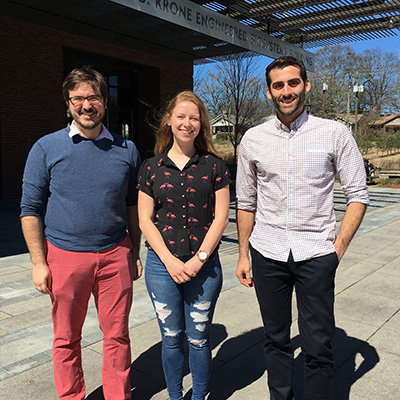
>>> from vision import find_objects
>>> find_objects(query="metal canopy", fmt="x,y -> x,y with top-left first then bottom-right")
2,0 -> 400,64
192,0 -> 400,49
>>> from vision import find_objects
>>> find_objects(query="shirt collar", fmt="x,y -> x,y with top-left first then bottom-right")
274,108 -> 309,132
68,122 -> 114,141
157,149 -> 207,168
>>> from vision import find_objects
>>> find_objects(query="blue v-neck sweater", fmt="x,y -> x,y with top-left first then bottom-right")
20,128 -> 141,252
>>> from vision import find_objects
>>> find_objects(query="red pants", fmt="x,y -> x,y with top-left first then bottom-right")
47,235 -> 134,400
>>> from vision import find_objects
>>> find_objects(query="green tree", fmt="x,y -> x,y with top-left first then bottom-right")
356,135 -> 374,155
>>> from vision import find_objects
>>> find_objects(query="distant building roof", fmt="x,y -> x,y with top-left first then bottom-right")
385,116 -> 400,128
335,114 -> 363,125
210,114 -> 235,127
370,113 -> 400,127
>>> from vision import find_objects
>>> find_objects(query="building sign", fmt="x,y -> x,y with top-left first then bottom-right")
110,0 -> 315,71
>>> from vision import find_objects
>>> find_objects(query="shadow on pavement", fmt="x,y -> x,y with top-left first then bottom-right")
87,325 -> 378,399
292,327 -> 380,400
86,324 -> 228,400
206,327 -> 265,400
332,327 -> 380,400
0,199 -> 28,257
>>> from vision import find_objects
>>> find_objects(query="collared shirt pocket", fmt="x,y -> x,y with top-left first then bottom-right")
304,150 -> 331,179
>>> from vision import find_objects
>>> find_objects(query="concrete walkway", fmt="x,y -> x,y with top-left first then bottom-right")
0,184 -> 399,399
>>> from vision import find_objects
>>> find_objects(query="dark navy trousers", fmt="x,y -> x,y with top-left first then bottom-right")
251,247 -> 339,400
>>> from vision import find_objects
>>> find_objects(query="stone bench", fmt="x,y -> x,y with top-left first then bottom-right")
378,170 -> 400,179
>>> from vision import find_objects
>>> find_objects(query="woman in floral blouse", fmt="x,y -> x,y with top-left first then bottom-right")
137,90 -> 231,400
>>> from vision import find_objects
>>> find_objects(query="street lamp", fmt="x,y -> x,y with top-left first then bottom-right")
346,85 -> 351,130
322,82 -> 328,118
353,82 -> 364,136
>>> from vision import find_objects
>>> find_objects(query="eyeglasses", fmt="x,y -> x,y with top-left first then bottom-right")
68,95 -> 103,106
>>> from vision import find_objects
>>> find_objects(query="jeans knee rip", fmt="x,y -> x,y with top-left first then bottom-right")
188,336 -> 208,347
189,301 -> 211,330
193,301 -> 211,311
190,310 -> 209,322
152,296 -> 172,324
163,327 -> 180,337
195,324 -> 207,332
190,309 -> 209,334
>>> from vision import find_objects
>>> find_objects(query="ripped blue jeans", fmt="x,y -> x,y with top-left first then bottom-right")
145,248 -> 222,400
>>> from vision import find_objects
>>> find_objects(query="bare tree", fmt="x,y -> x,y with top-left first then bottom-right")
361,48 -> 400,114
308,45 -> 361,117
195,52 -> 272,171
195,70 -> 226,119
308,45 -> 400,119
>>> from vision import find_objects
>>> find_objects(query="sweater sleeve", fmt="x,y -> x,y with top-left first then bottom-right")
126,142 -> 141,207
20,142 -> 50,217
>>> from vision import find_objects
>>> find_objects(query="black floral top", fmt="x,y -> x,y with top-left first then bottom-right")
137,150 -> 231,258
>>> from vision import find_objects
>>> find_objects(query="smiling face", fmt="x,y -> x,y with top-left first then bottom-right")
68,81 -> 107,138
167,101 -> 201,148
267,65 -> 311,127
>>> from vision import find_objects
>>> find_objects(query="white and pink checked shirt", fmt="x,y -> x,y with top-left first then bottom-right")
236,110 -> 370,262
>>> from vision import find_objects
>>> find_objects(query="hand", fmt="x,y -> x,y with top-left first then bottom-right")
184,256 -> 203,278
236,257 -> 254,287
333,242 -> 345,262
32,262 -> 52,294
132,257 -> 143,280
164,255 -> 192,284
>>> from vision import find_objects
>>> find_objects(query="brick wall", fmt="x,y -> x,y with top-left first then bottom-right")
0,16 -> 193,199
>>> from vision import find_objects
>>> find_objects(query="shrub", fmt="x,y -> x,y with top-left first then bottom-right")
214,133 -> 230,143
375,178 -> 400,186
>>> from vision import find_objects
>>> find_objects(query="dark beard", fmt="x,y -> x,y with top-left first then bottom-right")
75,118 -> 102,130
273,89 -> 305,117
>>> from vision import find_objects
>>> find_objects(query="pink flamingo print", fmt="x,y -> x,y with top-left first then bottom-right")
189,234 -> 199,244
187,174 -> 194,183
166,212 -> 176,222
188,217 -> 199,226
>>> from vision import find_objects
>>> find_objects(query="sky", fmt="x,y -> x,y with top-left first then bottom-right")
348,34 -> 400,55
194,34 -> 400,77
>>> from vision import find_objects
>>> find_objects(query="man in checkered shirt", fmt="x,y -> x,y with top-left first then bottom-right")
236,56 -> 369,400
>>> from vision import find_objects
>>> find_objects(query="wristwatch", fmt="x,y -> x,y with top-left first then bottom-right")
197,250 -> 209,262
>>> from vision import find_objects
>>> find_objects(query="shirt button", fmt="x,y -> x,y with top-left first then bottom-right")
183,225 -> 186,229
182,205 -> 186,208
183,215 -> 185,218
181,182 -> 184,186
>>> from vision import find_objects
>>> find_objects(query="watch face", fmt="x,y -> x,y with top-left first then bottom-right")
198,251 -> 208,261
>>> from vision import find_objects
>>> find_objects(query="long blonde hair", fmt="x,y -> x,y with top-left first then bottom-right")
154,90 -> 218,156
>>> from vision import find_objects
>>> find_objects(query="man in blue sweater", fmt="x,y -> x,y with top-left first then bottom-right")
20,66 -> 142,400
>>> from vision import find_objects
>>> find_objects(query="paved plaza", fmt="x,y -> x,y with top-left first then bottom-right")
1,183 -> 399,399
